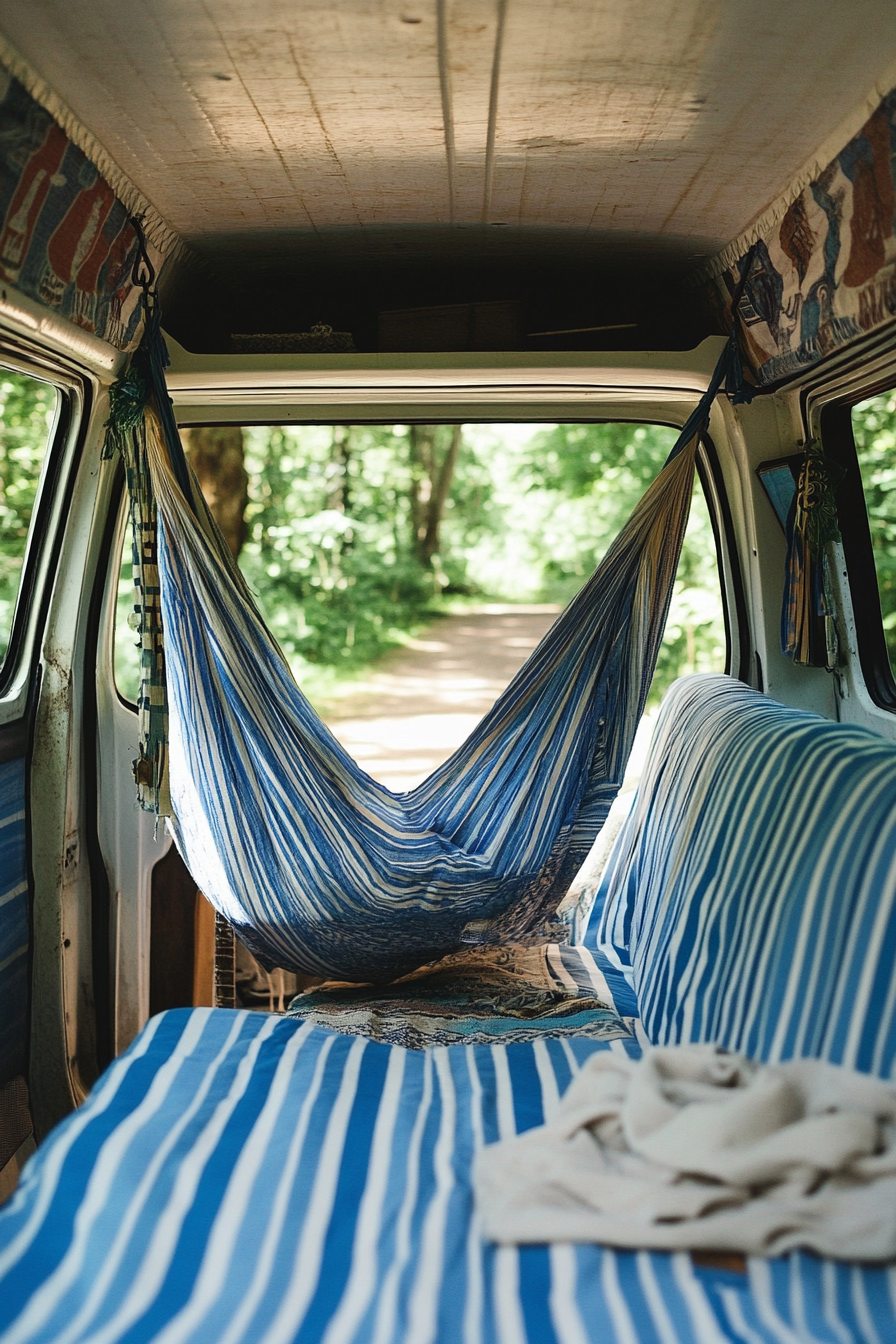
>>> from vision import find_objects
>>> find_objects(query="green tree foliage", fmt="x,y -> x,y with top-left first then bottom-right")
853,391 -> 896,666
112,416 -> 726,704
0,372 -> 56,661
238,424 -> 444,672
459,422 -> 725,702
230,419 -> 725,704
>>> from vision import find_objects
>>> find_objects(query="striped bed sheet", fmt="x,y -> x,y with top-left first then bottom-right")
2,1008 -> 895,1344
6,674 -> 896,1342
553,941 -> 640,1024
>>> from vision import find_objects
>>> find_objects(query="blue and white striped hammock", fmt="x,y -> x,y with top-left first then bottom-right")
109,312 -> 744,982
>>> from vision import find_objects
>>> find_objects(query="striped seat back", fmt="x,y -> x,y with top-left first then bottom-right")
593,674 -> 896,1075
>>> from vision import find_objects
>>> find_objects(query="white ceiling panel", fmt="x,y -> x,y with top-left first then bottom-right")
1,0 -> 894,265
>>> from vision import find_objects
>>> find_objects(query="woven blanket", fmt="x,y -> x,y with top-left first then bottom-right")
287,943 -> 635,1048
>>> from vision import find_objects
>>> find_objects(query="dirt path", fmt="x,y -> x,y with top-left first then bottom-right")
320,604 -> 561,791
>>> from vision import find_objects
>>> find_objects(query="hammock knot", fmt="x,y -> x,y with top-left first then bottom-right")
103,359 -> 150,460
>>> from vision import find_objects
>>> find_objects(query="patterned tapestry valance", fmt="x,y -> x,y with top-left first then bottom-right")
0,67 -> 166,352
710,89 -> 896,386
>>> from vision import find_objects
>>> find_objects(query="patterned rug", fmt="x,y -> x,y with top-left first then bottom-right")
286,943 -> 635,1048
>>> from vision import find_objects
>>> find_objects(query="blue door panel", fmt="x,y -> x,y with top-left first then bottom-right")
0,754 -> 27,1088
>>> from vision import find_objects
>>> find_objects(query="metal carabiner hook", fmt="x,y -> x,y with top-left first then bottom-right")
129,215 -> 157,298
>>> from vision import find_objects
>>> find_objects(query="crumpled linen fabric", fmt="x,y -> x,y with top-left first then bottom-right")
475,1044 -> 896,1259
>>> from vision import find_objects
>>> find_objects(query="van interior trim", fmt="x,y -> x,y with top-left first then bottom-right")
0,291 -> 122,380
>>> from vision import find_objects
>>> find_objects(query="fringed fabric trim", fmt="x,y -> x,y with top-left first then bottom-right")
0,34 -> 181,262
699,58 -> 896,284
104,404 -> 171,814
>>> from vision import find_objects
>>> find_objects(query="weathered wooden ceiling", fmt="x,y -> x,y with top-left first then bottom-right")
1,0 -> 895,349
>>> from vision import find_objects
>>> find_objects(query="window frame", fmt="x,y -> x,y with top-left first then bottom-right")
0,346 -> 75,702
106,415 -> 746,709
823,396 -> 896,712
699,430 -> 750,685
107,480 -> 140,712
0,368 -> 64,691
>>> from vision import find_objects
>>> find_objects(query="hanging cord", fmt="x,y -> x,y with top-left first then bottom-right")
103,216 -> 186,813
118,217 -> 195,500
665,245 -> 758,466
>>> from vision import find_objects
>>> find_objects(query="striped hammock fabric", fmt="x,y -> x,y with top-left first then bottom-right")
109,312 -> 740,982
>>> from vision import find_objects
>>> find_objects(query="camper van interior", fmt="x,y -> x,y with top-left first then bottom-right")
2,3 -> 896,1341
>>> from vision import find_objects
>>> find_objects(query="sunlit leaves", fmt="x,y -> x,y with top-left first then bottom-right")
0,372 -> 56,660
853,391 -> 896,667
228,418 -> 725,707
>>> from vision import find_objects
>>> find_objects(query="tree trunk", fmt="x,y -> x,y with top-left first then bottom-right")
409,424 -> 435,556
179,426 -> 251,1005
327,425 -> 352,516
181,426 -> 249,560
408,424 -> 462,565
421,424 -> 461,564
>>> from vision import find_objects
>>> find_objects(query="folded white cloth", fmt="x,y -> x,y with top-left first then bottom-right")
475,1044 -> 896,1259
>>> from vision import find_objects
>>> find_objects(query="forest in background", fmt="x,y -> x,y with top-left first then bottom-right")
0,373 -> 731,706
169,417 -> 726,709
0,372 -> 56,662
5,369 -> 892,709
853,388 -> 896,667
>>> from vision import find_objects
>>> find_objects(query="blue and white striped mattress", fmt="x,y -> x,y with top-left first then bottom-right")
6,673 -> 896,1342
592,675 -> 896,1075
2,1007 -> 895,1344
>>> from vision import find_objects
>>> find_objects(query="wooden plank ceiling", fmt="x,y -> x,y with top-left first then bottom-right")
1,0 -> 895,349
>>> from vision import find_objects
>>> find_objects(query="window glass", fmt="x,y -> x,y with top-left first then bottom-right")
0,370 -> 58,671
852,391 -> 896,670
113,421 -> 727,716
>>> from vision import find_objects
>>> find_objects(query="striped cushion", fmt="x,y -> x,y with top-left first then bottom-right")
555,942 -> 639,1018
2,1008 -> 895,1344
593,674 -> 896,1074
